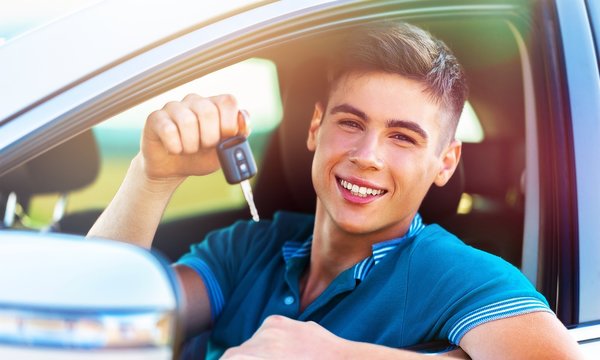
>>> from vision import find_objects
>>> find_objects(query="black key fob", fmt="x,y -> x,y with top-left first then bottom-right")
217,135 -> 257,184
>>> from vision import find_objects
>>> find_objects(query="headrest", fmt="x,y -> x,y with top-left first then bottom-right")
0,130 -> 100,196
461,141 -> 523,198
419,162 -> 464,223
254,59 -> 464,223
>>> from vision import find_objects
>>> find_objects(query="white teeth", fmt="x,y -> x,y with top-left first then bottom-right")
339,178 -> 385,197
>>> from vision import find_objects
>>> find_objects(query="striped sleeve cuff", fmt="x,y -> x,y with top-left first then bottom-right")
448,297 -> 553,344
176,256 -> 225,322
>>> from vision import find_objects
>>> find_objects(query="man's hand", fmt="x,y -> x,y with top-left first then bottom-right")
221,315 -> 349,359
221,315 -> 469,359
141,93 -> 249,181
87,94 -> 248,248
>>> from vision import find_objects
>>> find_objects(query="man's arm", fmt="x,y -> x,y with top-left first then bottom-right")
221,315 -> 468,359
460,311 -> 583,359
87,93 -> 248,335
173,265 -> 213,335
87,161 -> 214,335
87,153 -> 182,248
222,312 -> 583,359
87,93 -> 247,247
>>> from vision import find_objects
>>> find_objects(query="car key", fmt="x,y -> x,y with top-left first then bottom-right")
217,131 -> 259,222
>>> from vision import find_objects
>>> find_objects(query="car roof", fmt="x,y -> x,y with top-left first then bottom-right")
0,0 -> 344,174
0,0 -> 267,122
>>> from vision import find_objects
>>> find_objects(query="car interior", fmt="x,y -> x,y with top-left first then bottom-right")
0,16 -> 527,264
0,11 -> 532,356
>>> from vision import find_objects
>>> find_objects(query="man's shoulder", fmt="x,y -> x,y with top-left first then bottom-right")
410,223 -> 465,252
402,223 -> 543,310
408,223 -> 518,273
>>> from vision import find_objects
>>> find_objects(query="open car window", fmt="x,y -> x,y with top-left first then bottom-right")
26,58 -> 283,225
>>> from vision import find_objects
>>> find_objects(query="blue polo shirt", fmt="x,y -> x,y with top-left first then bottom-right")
177,211 -> 551,358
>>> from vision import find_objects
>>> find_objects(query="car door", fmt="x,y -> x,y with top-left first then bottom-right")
554,0 -> 600,355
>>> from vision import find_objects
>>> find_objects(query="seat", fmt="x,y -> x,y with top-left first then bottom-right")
0,131 -> 100,231
438,140 -> 525,266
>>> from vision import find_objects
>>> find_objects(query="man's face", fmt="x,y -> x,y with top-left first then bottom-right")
307,71 -> 461,240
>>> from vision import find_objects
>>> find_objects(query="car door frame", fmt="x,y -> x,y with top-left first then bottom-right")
552,0 -> 600,353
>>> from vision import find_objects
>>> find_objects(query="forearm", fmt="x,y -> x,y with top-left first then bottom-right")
222,316 -> 470,360
87,153 -> 184,248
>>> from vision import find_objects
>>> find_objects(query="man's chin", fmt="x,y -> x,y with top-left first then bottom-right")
333,217 -> 377,236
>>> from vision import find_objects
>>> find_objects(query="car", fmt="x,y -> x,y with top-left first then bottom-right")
0,0 -> 598,358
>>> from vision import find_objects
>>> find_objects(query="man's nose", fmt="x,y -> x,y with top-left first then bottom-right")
348,133 -> 384,170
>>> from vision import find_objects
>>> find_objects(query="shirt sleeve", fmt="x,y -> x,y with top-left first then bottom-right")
447,296 -> 552,344
175,219 -> 273,322
404,225 -> 553,345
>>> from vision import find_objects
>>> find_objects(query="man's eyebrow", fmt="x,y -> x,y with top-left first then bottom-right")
329,104 -> 368,121
387,119 -> 429,141
330,103 -> 429,141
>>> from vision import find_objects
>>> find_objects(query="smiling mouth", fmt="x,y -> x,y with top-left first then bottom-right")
337,177 -> 388,198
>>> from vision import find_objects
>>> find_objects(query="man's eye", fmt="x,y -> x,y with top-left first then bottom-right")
392,133 -> 417,145
339,120 -> 362,129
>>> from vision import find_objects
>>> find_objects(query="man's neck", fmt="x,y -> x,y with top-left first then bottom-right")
299,203 -> 412,311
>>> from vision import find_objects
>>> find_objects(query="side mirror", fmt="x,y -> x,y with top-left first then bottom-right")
0,231 -> 181,359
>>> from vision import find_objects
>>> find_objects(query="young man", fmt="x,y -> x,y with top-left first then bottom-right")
88,22 -> 582,359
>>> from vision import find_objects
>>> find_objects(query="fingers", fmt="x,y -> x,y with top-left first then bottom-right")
184,95 -> 220,149
164,101 -> 200,153
211,94 -> 239,139
146,109 -> 184,154
146,93 -> 248,155
260,315 -> 289,328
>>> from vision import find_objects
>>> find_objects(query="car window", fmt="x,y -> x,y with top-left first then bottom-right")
27,58 -> 282,224
23,59 -> 483,227
456,102 -> 483,143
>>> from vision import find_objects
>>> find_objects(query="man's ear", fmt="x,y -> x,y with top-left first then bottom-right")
434,140 -> 462,187
306,102 -> 324,152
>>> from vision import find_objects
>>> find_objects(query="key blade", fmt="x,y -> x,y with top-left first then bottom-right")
240,180 -> 259,222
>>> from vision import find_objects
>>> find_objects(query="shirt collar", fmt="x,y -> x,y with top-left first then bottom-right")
282,235 -> 312,262
281,213 -> 426,280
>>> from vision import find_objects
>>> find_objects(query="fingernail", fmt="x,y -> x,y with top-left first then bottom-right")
239,109 -> 250,124
238,109 -> 252,136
